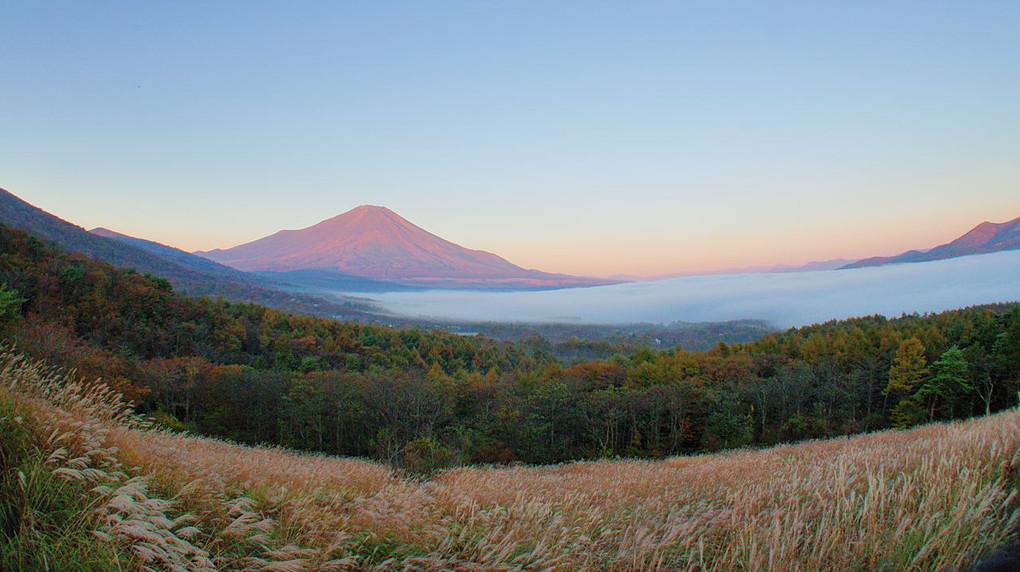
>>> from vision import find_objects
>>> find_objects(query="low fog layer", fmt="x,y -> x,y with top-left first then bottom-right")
353,250 -> 1020,328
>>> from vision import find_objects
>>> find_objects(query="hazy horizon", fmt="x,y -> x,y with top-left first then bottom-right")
358,249 -> 1020,328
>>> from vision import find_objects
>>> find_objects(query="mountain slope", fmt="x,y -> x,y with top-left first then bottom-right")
197,205 -> 614,288
0,187 -> 372,317
89,226 -> 262,283
843,216 -> 1020,269
0,187 -> 234,293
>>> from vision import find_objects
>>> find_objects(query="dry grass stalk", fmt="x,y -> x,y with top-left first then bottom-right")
4,345 -> 1018,570
2,348 -> 213,571
105,407 -> 1019,570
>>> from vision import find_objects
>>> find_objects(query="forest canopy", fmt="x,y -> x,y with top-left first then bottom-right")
1,223 -> 1018,470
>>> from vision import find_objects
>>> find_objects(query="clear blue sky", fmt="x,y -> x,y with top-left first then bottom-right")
2,1 -> 1018,277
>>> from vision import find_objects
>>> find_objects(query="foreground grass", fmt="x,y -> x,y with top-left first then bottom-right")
2,348 -> 1018,570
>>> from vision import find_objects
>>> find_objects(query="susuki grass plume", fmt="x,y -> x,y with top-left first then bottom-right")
3,344 -> 1019,570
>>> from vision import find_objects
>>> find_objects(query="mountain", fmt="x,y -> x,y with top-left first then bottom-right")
842,216 -> 1020,269
0,187 -> 376,318
90,226 -> 422,295
197,205 -> 616,289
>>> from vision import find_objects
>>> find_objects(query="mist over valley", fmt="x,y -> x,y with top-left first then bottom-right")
348,249 -> 1020,328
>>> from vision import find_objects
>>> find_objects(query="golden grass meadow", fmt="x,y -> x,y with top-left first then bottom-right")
2,347 -> 1018,571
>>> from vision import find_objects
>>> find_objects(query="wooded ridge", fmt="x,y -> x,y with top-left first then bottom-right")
0,223 -> 1018,469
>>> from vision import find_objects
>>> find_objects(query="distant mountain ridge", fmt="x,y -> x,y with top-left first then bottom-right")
0,187 -> 377,318
197,205 -> 615,289
842,216 -> 1020,269
0,187 -> 233,294
89,227 -> 259,282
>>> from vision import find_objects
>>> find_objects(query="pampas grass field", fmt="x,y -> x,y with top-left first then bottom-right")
2,347 -> 1018,571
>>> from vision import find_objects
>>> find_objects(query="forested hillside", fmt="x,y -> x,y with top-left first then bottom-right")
1,223 -> 1018,468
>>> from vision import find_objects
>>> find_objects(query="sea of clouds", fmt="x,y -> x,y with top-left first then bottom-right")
354,250 -> 1020,328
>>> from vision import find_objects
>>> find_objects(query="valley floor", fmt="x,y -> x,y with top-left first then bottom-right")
2,348 -> 1018,571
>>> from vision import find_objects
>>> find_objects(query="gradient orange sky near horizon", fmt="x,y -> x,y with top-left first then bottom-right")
2,2 -> 1018,278
16,186 -> 1014,279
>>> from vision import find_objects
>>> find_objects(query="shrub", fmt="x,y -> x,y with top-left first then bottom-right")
398,436 -> 457,477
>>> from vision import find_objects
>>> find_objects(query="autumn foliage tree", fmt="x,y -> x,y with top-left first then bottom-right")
885,338 -> 929,427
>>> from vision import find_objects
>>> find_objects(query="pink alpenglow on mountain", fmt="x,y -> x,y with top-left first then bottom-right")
196,206 -> 613,288
843,216 -> 1020,269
